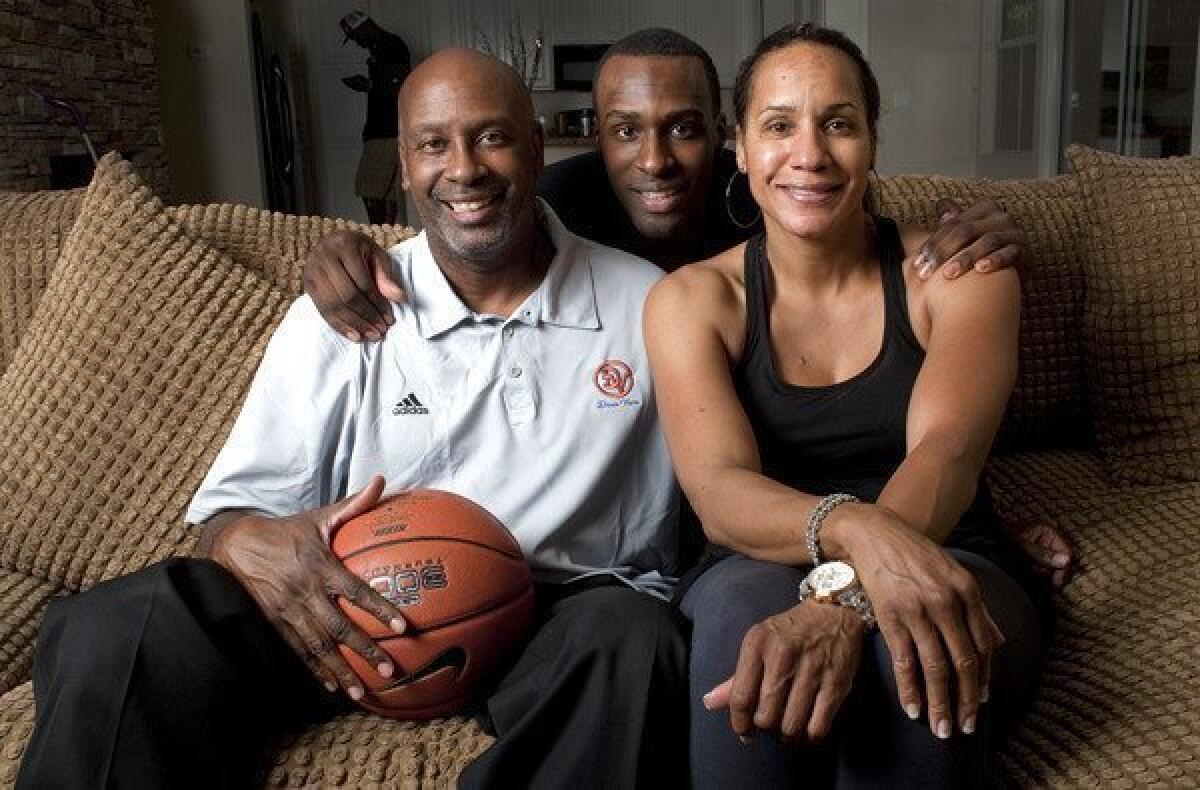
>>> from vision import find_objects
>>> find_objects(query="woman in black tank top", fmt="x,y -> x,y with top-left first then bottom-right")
644,24 -> 1042,789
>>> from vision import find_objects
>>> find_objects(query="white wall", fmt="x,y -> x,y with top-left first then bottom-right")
868,0 -> 984,177
151,0 -> 264,206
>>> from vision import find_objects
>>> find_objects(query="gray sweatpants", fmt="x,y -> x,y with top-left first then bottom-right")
681,550 -> 1043,789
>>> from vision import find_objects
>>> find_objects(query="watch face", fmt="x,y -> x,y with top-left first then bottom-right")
811,561 -> 856,595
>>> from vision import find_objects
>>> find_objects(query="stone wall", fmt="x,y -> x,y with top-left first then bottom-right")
0,0 -> 167,193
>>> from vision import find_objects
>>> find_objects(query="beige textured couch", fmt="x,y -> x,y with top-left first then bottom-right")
0,149 -> 1197,788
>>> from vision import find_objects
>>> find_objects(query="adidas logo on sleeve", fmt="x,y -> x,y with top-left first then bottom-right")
392,393 -> 430,415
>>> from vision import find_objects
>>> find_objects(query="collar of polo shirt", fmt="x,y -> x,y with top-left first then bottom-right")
407,200 -> 602,340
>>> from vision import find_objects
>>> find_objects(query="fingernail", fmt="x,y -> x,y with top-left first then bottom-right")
1053,553 -> 1070,567
919,262 -> 934,280
346,329 -> 362,342
975,258 -> 992,271
905,704 -> 920,720
349,686 -> 364,701
981,686 -> 990,703
937,719 -> 951,739
378,662 -> 393,678
914,250 -> 929,269
962,715 -> 976,735
944,262 -> 963,279
940,211 -> 955,223
366,330 -> 382,342
702,692 -> 715,710
390,618 -> 405,634
324,680 -> 338,693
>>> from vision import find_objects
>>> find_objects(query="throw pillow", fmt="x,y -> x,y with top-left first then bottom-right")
0,153 -> 290,589
0,189 -> 85,376
876,174 -> 1087,450
1066,144 -> 1200,484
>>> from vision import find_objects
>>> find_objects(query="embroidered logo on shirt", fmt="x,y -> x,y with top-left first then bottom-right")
392,393 -> 430,415
594,359 -> 634,399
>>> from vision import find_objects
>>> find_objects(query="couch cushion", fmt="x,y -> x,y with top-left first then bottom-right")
0,681 -> 493,787
0,572 -> 63,694
261,710 -> 492,787
0,189 -> 84,377
985,449 -> 1200,785
1066,144 -> 1200,484
0,154 -> 292,589
876,174 -> 1087,450
169,204 -> 409,297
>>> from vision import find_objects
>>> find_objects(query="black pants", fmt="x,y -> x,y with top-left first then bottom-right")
17,559 -> 688,790
680,551 -> 1043,789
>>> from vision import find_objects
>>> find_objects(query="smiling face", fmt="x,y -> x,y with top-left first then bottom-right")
399,50 -> 543,268
594,54 -> 723,249
735,42 -> 874,241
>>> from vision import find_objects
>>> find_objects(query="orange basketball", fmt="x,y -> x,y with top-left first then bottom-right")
331,489 -> 534,719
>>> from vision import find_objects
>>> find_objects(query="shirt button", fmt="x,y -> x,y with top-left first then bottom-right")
509,365 -> 522,378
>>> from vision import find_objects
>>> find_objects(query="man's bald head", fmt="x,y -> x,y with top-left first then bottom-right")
399,48 -> 535,135
397,48 -> 544,268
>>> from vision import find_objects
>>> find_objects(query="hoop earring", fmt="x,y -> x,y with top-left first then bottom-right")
725,169 -> 761,230
864,167 -> 882,217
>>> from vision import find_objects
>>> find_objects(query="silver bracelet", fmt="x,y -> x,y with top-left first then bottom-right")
805,493 -> 859,566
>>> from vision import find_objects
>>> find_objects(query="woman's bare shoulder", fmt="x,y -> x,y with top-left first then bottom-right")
649,243 -> 747,316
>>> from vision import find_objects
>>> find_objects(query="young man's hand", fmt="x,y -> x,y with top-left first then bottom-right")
198,476 -> 408,700
1005,520 -> 1079,588
303,231 -> 406,342
915,198 -> 1026,280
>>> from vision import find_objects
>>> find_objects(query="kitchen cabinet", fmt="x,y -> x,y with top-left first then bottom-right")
424,0 -> 552,90
681,0 -> 763,88
555,0 -> 629,45
422,0 -> 790,91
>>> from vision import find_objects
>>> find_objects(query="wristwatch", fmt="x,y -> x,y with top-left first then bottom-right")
798,560 -> 877,629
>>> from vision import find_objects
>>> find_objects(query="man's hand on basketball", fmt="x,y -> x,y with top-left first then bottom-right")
304,230 -> 406,342
914,198 -> 1026,280
703,602 -> 864,745
202,476 -> 408,700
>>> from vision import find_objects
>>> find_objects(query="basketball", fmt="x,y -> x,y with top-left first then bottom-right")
331,489 -> 534,719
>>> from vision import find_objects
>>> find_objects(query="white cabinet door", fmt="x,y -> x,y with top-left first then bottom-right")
681,0 -> 762,88
369,0 -> 431,59
557,0 -> 628,44
555,1 -> 591,44
628,0 -> 681,32
589,0 -> 629,43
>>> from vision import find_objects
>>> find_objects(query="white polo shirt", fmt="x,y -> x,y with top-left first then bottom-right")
187,202 -> 680,596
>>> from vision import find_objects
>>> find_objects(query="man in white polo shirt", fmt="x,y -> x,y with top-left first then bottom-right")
18,49 -> 685,790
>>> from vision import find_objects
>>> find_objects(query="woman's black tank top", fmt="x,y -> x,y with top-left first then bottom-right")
732,218 -> 997,549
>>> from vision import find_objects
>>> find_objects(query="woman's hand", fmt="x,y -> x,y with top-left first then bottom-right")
827,504 -> 1004,740
202,476 -> 409,700
703,601 -> 865,744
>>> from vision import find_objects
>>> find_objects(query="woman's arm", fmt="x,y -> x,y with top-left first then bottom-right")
820,265 -> 1020,552
817,265 -> 1020,742
643,260 -> 825,564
